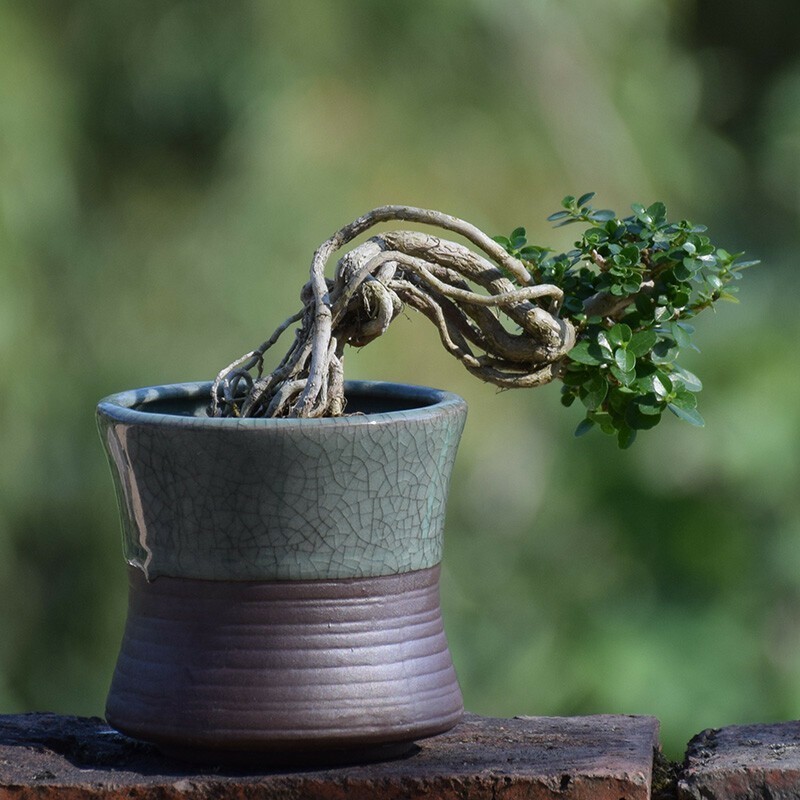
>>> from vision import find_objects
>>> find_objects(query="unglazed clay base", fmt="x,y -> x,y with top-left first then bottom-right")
106,564 -> 463,765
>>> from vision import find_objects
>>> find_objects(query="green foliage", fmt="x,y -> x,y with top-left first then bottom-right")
496,196 -> 755,447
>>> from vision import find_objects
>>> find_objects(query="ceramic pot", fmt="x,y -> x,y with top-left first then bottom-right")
97,380 -> 467,764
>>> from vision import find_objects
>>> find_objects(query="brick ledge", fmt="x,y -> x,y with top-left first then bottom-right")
0,712 -> 658,800
678,720 -> 800,799
8,712 -> 800,799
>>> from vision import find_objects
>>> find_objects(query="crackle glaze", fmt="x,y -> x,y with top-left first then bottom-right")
97,381 -> 467,581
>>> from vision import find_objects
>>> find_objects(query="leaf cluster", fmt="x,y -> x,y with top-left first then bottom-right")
494,193 -> 755,448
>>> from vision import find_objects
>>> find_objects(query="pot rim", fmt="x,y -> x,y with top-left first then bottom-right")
97,380 -> 466,429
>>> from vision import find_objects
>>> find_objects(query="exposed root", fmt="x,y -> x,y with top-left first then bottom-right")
211,205 -> 577,418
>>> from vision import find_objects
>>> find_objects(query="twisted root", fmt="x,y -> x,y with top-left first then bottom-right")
211,206 -> 577,418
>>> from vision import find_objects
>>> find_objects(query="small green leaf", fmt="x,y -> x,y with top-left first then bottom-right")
596,331 -> 613,355
628,330 -> 657,357
635,393 -> 664,415
672,365 -> 703,392
650,350 -> 675,366
651,372 -> 673,399
670,322 -> 693,349
568,340 -> 607,366
667,403 -> 705,427
546,210 -> 571,222
621,244 -> 641,263
683,257 -> 701,273
574,418 -> 595,437
670,388 -> 698,411
673,262 -> 692,282
577,192 -> 596,207
581,378 -> 608,410
493,235 -> 512,248
591,412 -> 617,436
647,201 -> 666,223
608,323 -> 633,346
653,306 -> 671,323
617,425 -> 637,449
519,245 -> 549,260
614,348 -> 636,373
672,290 -> 691,308
623,278 -> 642,294
510,227 -> 526,239
610,365 -> 636,386
561,195 -> 576,209
589,209 -> 616,222
631,203 -> 652,225
626,403 -> 662,430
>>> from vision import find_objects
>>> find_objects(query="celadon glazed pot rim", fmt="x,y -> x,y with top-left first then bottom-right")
97,379 -> 466,428
97,378 -> 468,581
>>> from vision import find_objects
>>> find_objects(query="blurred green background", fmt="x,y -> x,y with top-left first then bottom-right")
1,0 -> 798,758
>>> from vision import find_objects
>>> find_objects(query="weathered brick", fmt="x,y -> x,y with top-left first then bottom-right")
0,712 -> 658,799
679,721 -> 800,799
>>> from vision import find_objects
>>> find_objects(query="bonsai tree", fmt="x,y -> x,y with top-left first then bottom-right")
211,194 -> 754,447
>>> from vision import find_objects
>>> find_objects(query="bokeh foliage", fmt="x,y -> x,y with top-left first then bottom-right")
1,0 -> 798,757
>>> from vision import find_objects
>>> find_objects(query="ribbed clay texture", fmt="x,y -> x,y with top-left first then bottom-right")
107,565 -> 463,760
